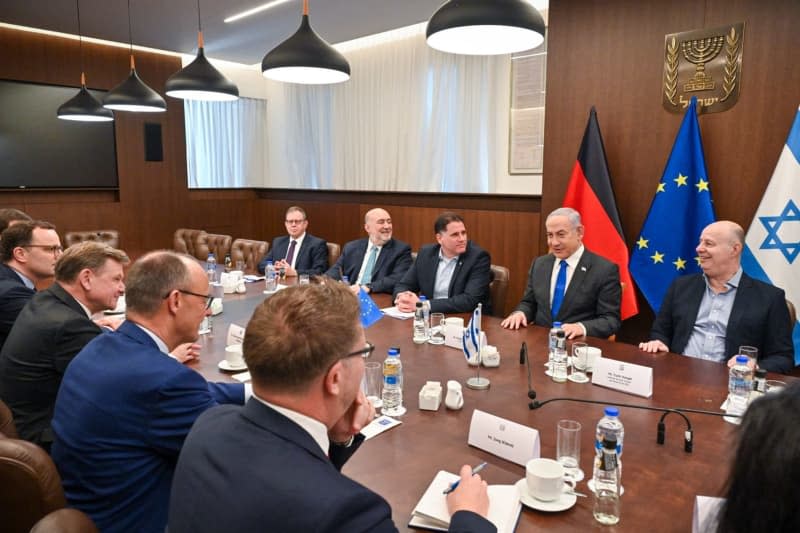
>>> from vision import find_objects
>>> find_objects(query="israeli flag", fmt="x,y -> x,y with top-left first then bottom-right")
741,105 -> 800,364
462,304 -> 482,362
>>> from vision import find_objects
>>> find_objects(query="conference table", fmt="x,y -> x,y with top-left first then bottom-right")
188,280 -> 777,532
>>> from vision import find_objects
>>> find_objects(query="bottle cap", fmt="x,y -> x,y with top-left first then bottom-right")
419,295 -> 427,301
553,321 -> 562,327
388,348 -> 399,356
735,355 -> 749,365
604,406 -> 619,417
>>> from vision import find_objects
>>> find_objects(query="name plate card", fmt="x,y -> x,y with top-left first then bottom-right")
591,357 -> 653,398
444,325 -> 465,349
467,409 -> 540,466
226,324 -> 245,346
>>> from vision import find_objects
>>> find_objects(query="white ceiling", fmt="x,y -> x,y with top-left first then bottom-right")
0,1 -> 456,65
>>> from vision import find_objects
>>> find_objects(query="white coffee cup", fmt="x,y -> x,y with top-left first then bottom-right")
224,344 -> 245,368
525,457 -> 575,501
585,347 -> 602,372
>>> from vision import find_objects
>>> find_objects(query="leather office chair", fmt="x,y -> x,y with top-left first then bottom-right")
196,233 -> 233,263
0,398 -> 18,438
788,299 -> 796,328
0,436 -> 66,533
230,238 -> 269,274
327,242 -> 341,269
30,508 -> 99,533
173,228 -> 207,259
488,264 -> 509,318
64,230 -> 120,249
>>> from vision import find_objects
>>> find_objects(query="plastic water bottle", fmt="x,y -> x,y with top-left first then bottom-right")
381,348 -> 405,416
594,407 -> 624,483
419,295 -> 430,338
547,322 -> 563,373
223,253 -> 232,272
593,436 -> 621,525
727,355 -> 753,416
552,330 -> 568,382
206,253 -> 217,282
413,302 -> 428,344
265,260 -> 277,292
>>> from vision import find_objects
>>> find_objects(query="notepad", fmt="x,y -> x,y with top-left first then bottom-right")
409,470 -> 521,532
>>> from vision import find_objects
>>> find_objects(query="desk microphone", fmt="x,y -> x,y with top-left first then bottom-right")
521,342 -> 536,400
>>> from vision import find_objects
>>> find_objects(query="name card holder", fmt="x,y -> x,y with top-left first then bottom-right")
226,324 -> 245,346
467,409 -> 540,466
591,357 -> 653,398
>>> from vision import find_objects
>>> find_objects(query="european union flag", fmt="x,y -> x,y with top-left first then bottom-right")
358,287 -> 383,328
630,97 -> 716,312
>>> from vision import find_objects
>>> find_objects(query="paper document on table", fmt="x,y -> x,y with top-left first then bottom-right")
381,306 -> 415,320
693,495 -> 723,533
409,470 -> 520,532
232,371 -> 251,383
360,415 -> 401,440
243,275 -> 265,282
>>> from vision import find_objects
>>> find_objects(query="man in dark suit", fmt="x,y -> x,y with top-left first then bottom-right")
394,212 -> 492,314
501,207 -> 621,339
0,242 -> 128,450
0,221 -> 62,349
640,221 -> 793,373
51,251 -> 247,533
168,282 -> 494,533
326,207 -> 412,294
258,205 -> 328,276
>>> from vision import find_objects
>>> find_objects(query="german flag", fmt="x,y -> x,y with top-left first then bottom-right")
563,107 -> 638,320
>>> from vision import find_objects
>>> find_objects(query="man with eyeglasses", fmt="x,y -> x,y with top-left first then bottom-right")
0,220 -> 62,349
52,251 -> 248,533
257,206 -> 328,277
169,282 -> 494,533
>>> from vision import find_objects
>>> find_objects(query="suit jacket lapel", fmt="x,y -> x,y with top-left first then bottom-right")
557,253 -> 592,320
242,398 -> 331,464
726,273 -> 752,351
49,283 -> 89,317
448,249 -> 466,296
537,255 -> 556,322
371,239 -> 391,276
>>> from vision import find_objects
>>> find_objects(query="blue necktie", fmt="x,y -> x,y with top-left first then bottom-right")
551,260 -> 568,319
360,246 -> 378,285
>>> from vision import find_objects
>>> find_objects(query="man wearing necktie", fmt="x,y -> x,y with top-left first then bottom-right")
501,207 -> 621,339
258,206 -> 328,277
325,208 -> 412,294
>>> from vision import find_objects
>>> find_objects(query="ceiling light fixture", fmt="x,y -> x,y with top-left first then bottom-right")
426,0 -> 546,55
261,0 -> 350,85
103,0 -> 166,112
57,0 -> 114,122
165,0 -> 239,101
224,0 -> 293,24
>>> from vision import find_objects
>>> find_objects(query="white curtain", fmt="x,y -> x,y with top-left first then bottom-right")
185,97 -> 267,188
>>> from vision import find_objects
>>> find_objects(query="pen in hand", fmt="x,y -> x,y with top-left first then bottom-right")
443,462 -> 487,494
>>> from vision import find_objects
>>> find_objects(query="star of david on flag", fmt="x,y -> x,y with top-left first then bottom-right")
630,97 -> 716,312
462,304 -> 482,362
742,105 -> 800,364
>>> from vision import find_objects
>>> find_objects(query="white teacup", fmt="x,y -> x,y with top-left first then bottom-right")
444,380 -> 464,410
585,347 -> 602,372
526,457 -> 575,502
224,344 -> 245,368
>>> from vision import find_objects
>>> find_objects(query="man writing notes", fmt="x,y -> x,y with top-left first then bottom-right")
258,205 -> 328,276
168,282 -> 494,533
640,221 -> 793,373
326,207 -> 412,294
394,212 -> 492,314
0,221 -> 62,349
51,251 -> 247,533
501,208 -> 621,339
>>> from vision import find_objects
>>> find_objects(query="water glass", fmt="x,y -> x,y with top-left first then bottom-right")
428,313 -> 446,344
738,345 -> 758,366
569,342 -> 589,383
235,259 -> 245,272
298,274 -> 310,285
362,362 -> 383,409
557,419 -> 584,481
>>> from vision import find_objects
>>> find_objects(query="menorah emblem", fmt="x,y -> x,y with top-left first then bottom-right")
681,35 -> 724,91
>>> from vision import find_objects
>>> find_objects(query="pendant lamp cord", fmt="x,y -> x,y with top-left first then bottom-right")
75,0 -> 84,82
303,0 -> 308,16
126,0 -> 135,70
197,0 -> 204,48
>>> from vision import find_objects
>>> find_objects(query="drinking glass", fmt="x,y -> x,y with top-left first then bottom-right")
298,274 -> 310,285
428,313 -> 446,345
557,419 -> 584,481
362,362 -> 383,409
569,342 -> 589,383
235,260 -> 245,272
738,345 -> 758,367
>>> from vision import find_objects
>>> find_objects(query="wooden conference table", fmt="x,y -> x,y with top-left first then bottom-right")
188,281 -> 771,532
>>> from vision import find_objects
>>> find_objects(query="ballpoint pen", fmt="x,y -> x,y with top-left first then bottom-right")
443,462 -> 488,494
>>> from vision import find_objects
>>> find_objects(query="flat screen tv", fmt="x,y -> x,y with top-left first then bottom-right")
0,79 -> 118,189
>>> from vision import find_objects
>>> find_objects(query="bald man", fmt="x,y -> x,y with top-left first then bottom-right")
325,208 -> 412,294
640,221 -> 794,373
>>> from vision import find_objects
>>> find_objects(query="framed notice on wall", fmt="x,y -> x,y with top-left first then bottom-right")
509,42 -> 547,175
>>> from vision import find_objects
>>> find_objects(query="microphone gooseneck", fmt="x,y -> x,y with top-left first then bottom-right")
522,342 -> 536,400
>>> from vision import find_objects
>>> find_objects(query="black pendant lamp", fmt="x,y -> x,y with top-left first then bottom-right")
261,0 -> 350,85
165,0 -> 239,101
426,0 -> 546,55
103,0 -> 166,112
57,0 -> 114,122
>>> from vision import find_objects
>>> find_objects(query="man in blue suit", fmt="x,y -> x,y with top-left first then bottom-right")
394,212 -> 492,314
51,251 -> 248,533
258,205 -> 328,276
169,282 -> 494,533
0,220 -> 62,349
326,207 -> 412,294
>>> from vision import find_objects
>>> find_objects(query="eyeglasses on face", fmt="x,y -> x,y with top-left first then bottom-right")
345,341 -> 375,359
285,219 -> 306,225
163,289 -> 214,309
24,244 -> 63,256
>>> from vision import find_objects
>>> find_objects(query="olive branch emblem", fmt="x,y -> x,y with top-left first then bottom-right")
664,36 -> 679,105
720,27 -> 740,102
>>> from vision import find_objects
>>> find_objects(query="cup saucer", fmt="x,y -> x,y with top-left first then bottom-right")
514,479 -> 577,512
218,359 -> 247,372
568,373 -> 590,383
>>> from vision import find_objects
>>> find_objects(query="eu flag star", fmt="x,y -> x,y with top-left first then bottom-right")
694,256 -> 702,266
656,182 -> 666,193
672,257 -> 686,270
695,178 -> 709,192
651,251 -> 664,264
636,236 -> 649,249
674,174 -> 688,187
